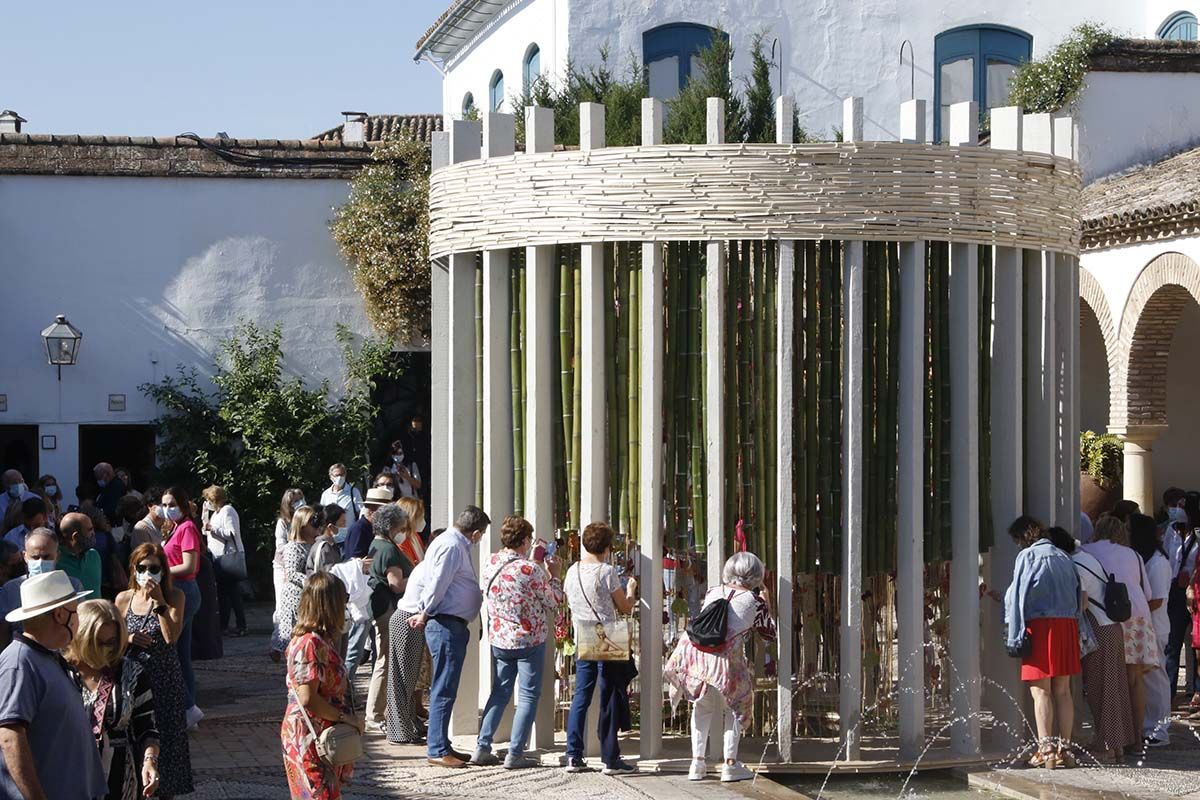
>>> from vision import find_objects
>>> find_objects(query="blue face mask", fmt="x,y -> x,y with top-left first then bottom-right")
165,507 -> 183,522
97,479 -> 107,489
292,500 -> 305,512
44,485 -> 58,497
27,558 -> 55,576
334,527 -> 349,544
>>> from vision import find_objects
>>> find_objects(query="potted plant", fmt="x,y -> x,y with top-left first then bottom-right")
1080,430 -> 1123,520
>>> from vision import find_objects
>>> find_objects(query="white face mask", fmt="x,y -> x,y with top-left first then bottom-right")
135,568 -> 163,587
26,557 -> 55,576
292,499 -> 305,512
44,485 -> 58,497
332,476 -> 346,490
7,483 -> 25,498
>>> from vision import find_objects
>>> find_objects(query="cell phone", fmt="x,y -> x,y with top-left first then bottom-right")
545,540 -> 557,557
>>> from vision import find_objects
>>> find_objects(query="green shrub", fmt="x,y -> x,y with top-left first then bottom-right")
1008,23 -> 1116,114
1080,430 -> 1123,488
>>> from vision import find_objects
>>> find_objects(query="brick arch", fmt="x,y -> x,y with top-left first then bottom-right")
1079,267 -> 1118,407
1111,252 -> 1200,429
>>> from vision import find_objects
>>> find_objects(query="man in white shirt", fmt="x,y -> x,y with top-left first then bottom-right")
0,471 -> 38,522
1166,503 -> 1198,697
320,463 -> 365,520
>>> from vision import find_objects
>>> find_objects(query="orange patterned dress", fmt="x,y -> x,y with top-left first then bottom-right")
281,633 -> 353,799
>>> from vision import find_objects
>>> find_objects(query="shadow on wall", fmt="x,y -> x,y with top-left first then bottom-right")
131,235 -> 371,390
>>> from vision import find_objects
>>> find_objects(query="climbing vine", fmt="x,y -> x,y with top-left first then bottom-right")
1008,23 -> 1116,113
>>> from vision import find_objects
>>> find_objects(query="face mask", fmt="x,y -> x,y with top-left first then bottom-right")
393,455 -> 403,464
44,485 -> 58,497
203,501 -> 215,512
7,484 -> 24,498
332,476 -> 346,490
97,479 -> 107,489
165,507 -> 183,522
334,526 -> 349,544
58,608 -> 76,647
26,557 -> 55,576
292,499 -> 305,512
135,569 -> 161,587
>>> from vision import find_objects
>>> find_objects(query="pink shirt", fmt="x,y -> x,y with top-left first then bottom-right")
164,519 -> 201,581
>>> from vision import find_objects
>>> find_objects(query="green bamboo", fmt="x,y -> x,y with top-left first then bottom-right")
830,241 -> 844,574
817,240 -> 835,572
691,242 -> 707,553
570,256 -> 583,533
752,242 -> 767,559
628,246 -> 641,542
665,243 -> 682,548
924,246 -> 935,563
511,256 -> 523,513
516,253 -> 528,516
616,245 -> 632,538
863,243 -> 877,577
738,242 -> 754,541
804,241 -> 819,572
938,243 -> 952,560
978,244 -> 994,552
560,253 -> 574,512
475,257 -> 484,507
605,244 -> 620,528
724,242 -> 739,544
885,243 -> 901,570
764,241 -> 778,572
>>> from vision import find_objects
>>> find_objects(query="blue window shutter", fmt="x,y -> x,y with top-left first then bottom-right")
642,23 -> 727,98
523,44 -> 541,91
934,25 -> 1031,141
1159,12 -> 1198,40
489,71 -> 504,112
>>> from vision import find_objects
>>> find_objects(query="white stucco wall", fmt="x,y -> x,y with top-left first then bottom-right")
437,0 -> 1150,141
0,175 -> 371,506
1076,71 -> 1200,182
440,0 -> 569,121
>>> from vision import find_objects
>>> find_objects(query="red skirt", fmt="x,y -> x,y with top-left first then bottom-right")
1021,617 -> 1081,680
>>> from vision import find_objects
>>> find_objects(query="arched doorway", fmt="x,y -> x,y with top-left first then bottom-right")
1079,300 -> 1110,434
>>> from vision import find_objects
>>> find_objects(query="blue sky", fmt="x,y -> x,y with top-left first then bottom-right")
6,1 -> 445,139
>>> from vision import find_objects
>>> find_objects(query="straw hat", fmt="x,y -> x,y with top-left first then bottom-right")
5,571 -> 92,623
364,487 -> 394,506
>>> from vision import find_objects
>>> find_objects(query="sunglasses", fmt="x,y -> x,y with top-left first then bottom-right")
135,563 -> 163,575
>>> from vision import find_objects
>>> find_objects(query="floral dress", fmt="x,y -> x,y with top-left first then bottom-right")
282,633 -> 353,799
78,658 -> 159,800
126,605 -> 194,796
272,542 -> 311,652
664,588 -> 777,728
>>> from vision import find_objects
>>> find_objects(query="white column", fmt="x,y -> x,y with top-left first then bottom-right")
639,97 -> 666,761
1119,428 -> 1163,513
986,106 -> 1024,749
1022,113 -> 1057,524
522,105 -> 558,750
1054,117 -> 1081,528
446,119 -> 482,738
896,99 -> 926,760
774,94 -> 796,764
579,103 -> 607,529
839,96 -> 864,762
478,111 -> 516,729
947,101 -> 981,756
429,131 -> 451,532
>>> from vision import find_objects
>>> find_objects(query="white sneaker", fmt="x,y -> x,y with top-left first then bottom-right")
185,705 -> 204,730
688,759 -> 706,781
720,761 -> 754,782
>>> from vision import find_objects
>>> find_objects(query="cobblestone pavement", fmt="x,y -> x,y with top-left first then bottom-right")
188,604 -> 773,799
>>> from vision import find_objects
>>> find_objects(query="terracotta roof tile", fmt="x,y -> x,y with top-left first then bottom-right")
1081,144 -> 1200,249
1090,38 -> 1200,73
314,114 -> 443,143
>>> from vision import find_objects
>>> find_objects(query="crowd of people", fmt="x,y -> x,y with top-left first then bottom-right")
1004,488 -> 1200,769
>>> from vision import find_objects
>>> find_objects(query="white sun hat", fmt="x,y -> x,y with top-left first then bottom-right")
5,571 -> 92,623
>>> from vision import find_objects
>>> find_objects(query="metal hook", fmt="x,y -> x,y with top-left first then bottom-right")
771,37 -> 782,100
899,39 -> 914,100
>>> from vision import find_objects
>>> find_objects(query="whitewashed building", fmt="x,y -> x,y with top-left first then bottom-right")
0,115 -> 440,507
416,0 -> 1200,511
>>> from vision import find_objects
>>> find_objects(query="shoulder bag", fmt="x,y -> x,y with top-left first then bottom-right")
1076,559 -> 1132,623
215,520 -> 248,581
290,681 -> 362,768
574,566 -> 633,661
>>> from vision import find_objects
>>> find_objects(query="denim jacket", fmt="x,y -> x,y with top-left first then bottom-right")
1003,539 -> 1081,649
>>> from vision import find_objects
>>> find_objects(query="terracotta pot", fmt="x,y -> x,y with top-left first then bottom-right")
1080,472 -> 1121,521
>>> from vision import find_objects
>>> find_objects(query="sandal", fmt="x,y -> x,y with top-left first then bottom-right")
1057,748 -> 1077,769
1028,748 -> 1058,769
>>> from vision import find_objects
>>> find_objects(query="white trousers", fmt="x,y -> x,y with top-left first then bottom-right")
691,687 -> 740,761
1146,627 -> 1172,742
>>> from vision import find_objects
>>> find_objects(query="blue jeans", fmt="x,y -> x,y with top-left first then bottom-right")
566,659 -> 633,767
477,642 -> 546,758
425,615 -> 469,758
176,578 -> 202,708
345,618 -> 372,686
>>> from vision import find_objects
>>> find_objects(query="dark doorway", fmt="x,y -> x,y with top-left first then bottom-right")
78,425 -> 156,495
0,426 -> 38,480
370,351 -> 431,502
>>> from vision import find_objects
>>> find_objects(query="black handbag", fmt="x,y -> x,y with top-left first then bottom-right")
687,588 -> 736,649
1006,630 -> 1033,659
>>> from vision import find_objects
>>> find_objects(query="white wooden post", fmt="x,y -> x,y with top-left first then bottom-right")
578,102 -> 607,760
1053,117 -> 1079,531
522,105 -> 558,751
429,131 -> 451,533
1022,113 -> 1057,524
702,96 -> 729,764
446,119 -> 482,738
478,111 -> 516,734
774,94 -> 795,764
986,107 -> 1025,749
896,97 -> 926,761
842,96 -> 863,143
639,97 -> 666,761
947,101 -> 981,756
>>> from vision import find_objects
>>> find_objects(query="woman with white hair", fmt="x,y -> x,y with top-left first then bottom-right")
664,551 -> 777,783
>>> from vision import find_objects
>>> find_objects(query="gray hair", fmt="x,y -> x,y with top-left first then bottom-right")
722,552 -> 765,588
372,504 -> 408,539
454,505 -> 491,535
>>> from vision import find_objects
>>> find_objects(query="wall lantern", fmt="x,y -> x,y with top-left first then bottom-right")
40,314 -> 83,380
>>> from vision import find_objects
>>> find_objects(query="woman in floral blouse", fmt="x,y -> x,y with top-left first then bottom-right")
468,515 -> 564,769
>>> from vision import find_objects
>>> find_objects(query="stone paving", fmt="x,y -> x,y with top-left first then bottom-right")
187,604 -> 772,799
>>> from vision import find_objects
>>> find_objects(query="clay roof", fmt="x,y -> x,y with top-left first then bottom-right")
0,133 -> 372,179
1090,38 -> 1200,72
1081,144 -> 1200,250
314,114 -> 443,143
413,0 -> 507,62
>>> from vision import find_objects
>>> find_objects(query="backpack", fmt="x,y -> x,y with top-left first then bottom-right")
1077,560 -> 1132,623
687,588 -> 736,648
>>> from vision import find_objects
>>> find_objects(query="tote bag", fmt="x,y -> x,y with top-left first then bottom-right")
574,567 -> 632,661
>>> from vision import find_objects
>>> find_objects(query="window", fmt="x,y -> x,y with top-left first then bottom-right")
489,70 -> 504,112
642,23 -> 726,101
462,92 -> 476,118
934,25 -> 1032,142
523,44 -> 541,92
1159,12 -> 1198,40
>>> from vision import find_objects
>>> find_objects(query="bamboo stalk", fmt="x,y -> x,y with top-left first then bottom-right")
616,244 -> 631,538
691,241 -> 707,554
804,241 -> 819,572
628,244 -> 641,543
605,244 -> 620,528
863,243 -> 877,577
830,240 -> 843,574
978,244 -> 994,552
818,240 -> 834,573
570,253 -> 583,533
885,242 -> 901,571
764,241 -> 778,572
515,251 -> 527,516
739,242 -> 755,547
475,256 -> 484,507
938,243 -> 952,560
725,241 -> 739,546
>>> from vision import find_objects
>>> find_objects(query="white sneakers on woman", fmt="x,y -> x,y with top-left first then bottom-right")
688,759 -> 707,781
720,761 -> 754,782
